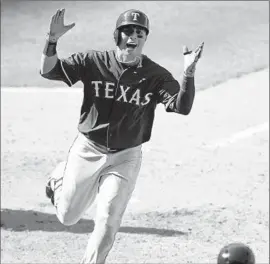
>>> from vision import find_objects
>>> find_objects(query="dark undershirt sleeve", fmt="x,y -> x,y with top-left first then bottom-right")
157,74 -> 195,115
175,76 -> 195,115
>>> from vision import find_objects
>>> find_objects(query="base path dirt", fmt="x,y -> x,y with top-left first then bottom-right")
1,69 -> 269,263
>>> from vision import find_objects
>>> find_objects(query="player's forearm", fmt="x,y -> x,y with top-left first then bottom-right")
40,38 -> 59,74
175,75 -> 195,115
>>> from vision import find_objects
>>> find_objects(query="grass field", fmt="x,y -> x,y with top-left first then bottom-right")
1,1 -> 269,263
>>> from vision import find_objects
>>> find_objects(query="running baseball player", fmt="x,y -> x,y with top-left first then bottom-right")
40,8 -> 204,264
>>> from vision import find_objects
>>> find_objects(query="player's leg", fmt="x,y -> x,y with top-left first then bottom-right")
80,146 -> 142,263
46,133 -> 107,226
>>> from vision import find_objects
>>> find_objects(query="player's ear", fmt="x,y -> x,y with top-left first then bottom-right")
144,30 -> 148,42
143,35 -> 147,43
114,29 -> 123,46
113,29 -> 118,46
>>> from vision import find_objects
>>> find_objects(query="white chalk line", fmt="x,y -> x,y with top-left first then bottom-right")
204,122 -> 269,149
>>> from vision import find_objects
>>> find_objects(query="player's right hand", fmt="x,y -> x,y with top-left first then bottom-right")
48,9 -> 75,41
183,42 -> 204,77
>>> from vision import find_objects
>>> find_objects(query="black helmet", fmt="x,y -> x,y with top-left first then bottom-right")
113,9 -> 149,45
217,243 -> 255,264
115,9 -> 149,34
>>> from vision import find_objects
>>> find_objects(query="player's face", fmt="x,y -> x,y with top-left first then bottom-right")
119,25 -> 147,56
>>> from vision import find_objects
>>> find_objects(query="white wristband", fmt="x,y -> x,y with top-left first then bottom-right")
46,33 -> 58,43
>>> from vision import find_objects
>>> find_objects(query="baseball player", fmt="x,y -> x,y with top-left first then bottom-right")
40,8 -> 204,264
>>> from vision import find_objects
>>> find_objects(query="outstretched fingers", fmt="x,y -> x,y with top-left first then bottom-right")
183,45 -> 192,55
58,9 -> 65,24
58,8 -> 75,30
194,42 -> 204,61
48,8 -> 75,40
53,9 -> 61,24
65,22 -> 76,30
51,11 -> 58,25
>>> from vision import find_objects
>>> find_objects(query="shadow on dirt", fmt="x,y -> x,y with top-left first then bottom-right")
1,209 -> 187,237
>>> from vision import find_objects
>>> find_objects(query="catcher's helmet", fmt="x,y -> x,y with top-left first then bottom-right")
113,9 -> 149,45
217,243 -> 255,264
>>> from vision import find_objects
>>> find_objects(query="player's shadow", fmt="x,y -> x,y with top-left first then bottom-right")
1,208 -> 188,237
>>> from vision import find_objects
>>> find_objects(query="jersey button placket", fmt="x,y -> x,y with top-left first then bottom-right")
107,68 -> 130,148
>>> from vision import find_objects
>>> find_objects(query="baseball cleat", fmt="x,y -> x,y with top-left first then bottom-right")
45,178 -> 55,205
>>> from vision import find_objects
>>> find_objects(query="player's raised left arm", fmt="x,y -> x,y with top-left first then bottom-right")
175,42 -> 204,115
41,9 -> 75,75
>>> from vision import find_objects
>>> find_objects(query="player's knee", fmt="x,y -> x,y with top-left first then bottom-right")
95,203 -> 126,232
56,210 -> 79,226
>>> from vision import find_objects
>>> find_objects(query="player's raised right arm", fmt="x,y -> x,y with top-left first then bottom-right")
40,9 -> 75,74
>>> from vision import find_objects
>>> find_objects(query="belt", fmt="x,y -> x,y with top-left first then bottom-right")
107,148 -> 124,153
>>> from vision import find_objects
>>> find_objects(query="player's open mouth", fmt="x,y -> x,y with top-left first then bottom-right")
126,43 -> 137,49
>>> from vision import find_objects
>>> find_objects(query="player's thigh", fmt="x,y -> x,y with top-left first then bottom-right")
96,156 -> 142,226
57,135 -> 107,219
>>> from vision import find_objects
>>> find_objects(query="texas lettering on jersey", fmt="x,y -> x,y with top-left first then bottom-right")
91,80 -> 153,106
41,50 -> 181,148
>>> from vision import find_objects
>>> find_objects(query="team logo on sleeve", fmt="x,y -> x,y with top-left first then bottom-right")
91,80 -> 152,106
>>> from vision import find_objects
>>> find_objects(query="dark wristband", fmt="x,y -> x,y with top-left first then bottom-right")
43,39 -> 57,57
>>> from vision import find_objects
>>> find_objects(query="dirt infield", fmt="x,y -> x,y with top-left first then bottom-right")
1,69 -> 269,263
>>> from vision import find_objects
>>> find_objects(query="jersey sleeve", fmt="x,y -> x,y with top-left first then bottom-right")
157,74 -> 181,112
40,52 -> 92,87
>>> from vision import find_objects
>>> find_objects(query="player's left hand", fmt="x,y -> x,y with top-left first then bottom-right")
183,42 -> 204,77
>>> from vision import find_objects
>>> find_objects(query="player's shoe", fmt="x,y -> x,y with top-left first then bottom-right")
45,162 -> 65,206
45,177 -> 56,206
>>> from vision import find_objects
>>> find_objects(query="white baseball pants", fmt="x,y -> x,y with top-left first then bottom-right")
49,132 -> 142,263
